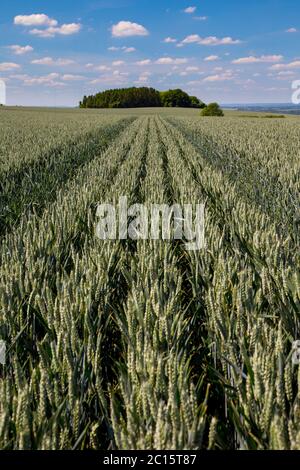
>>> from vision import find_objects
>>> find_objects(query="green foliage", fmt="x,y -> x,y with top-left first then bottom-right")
201,102 -> 224,116
80,87 -> 205,109
80,87 -> 161,109
160,89 -> 205,108
190,95 -> 206,109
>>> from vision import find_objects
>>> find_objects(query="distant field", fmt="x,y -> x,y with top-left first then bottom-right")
0,106 -> 299,450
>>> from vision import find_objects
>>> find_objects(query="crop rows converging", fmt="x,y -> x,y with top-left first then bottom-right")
0,109 -> 299,450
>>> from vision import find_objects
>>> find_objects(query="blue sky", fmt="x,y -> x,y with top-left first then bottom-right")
0,0 -> 299,106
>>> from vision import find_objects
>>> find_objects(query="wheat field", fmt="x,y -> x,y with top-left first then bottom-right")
0,106 -> 299,450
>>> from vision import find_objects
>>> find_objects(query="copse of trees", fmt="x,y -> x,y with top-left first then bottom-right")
160,89 -> 205,108
79,87 -> 206,109
80,87 -> 161,109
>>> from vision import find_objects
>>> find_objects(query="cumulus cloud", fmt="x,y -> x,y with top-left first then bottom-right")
184,6 -> 197,14
270,60 -> 300,70
14,14 -> 57,27
29,23 -> 81,38
286,28 -> 298,33
61,74 -> 85,81
95,65 -> 111,71
108,46 -> 136,53
31,57 -> 75,66
181,34 -> 241,46
123,47 -> 136,53
204,55 -> 219,61
232,55 -> 283,64
112,60 -> 125,66
111,21 -> 149,37
135,71 -> 151,83
164,37 -> 177,43
181,34 -> 201,44
186,66 -> 199,71
277,71 -> 295,76
203,70 -> 234,82
14,13 -> 81,38
12,72 -> 66,87
136,59 -> 151,65
89,71 -> 129,85
9,45 -> 33,55
0,62 -> 21,71
198,36 -> 241,45
156,57 -> 188,64
112,70 -> 129,77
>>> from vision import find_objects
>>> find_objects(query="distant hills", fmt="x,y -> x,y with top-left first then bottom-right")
222,103 -> 300,115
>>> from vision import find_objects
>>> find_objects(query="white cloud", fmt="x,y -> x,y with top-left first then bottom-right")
277,71 -> 295,76
30,23 -> 81,38
164,37 -> 177,43
31,57 -> 75,66
61,74 -> 85,81
186,66 -> 199,72
184,6 -> 197,14
9,45 -> 33,55
181,34 -> 201,44
204,55 -> 219,61
136,59 -> 151,65
29,29 -> 54,38
0,62 -> 21,71
14,14 -> 57,27
286,28 -> 298,33
108,46 -> 136,53
135,71 -> 151,83
10,74 -> 30,80
90,73 -> 129,85
123,46 -> 136,53
156,57 -> 188,64
14,14 -> 81,38
113,70 -> 129,76
203,71 -> 234,82
89,79 -> 103,85
200,36 -> 241,45
187,80 -> 201,86
14,72 -> 66,87
232,55 -> 283,64
111,21 -> 149,37
270,60 -> 300,70
193,16 -> 208,21
276,70 -> 296,80
181,34 -> 241,46
95,65 -> 111,71
112,60 -> 125,66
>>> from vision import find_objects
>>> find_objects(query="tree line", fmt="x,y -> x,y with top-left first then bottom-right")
79,87 -> 206,109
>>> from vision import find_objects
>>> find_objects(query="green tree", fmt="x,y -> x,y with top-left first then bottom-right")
201,102 -> 224,116
189,96 -> 206,109
79,87 -> 206,109
160,89 -> 191,108
79,87 -> 161,109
